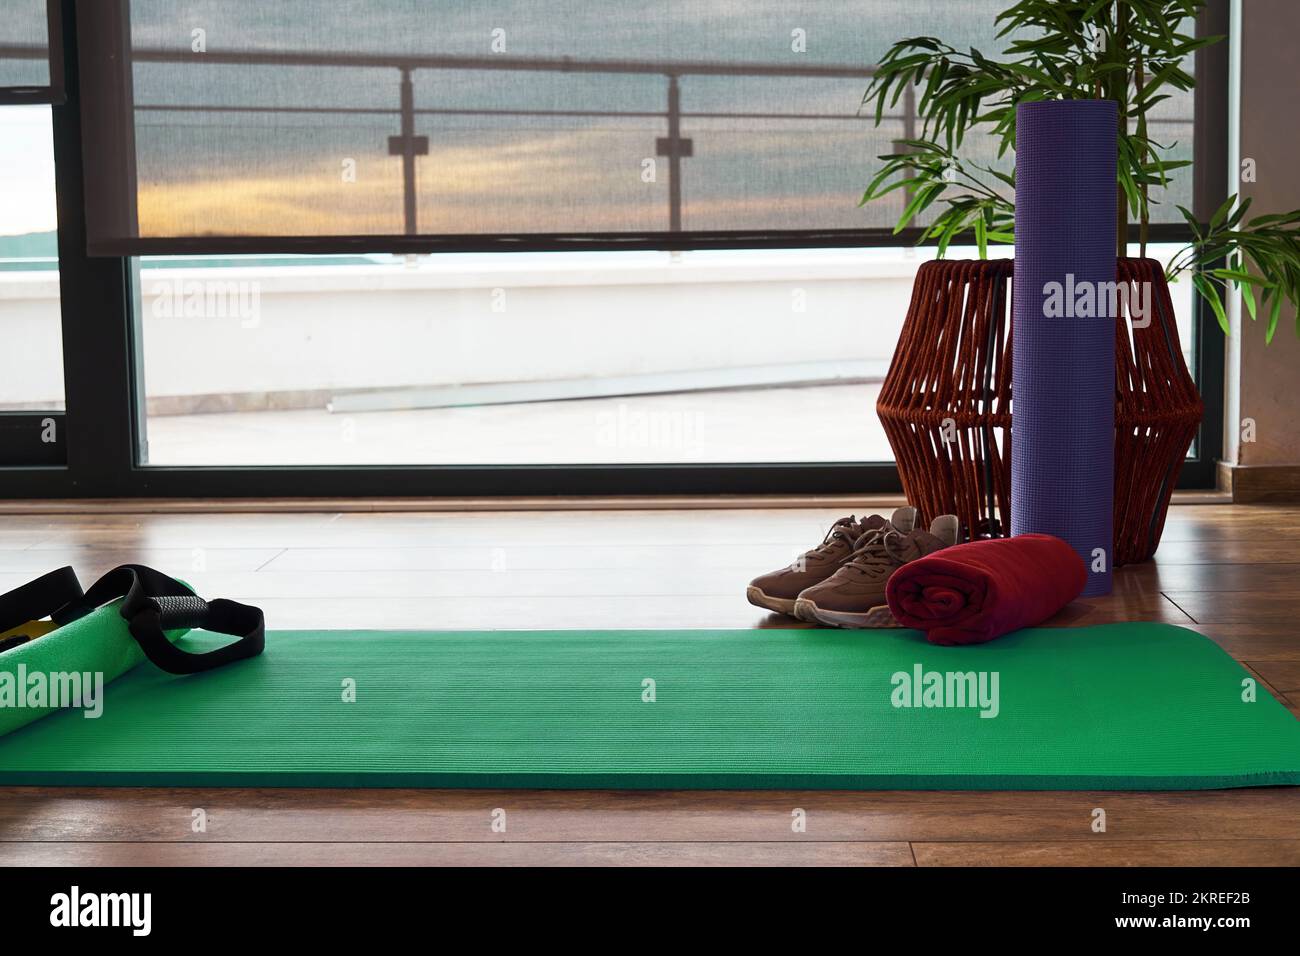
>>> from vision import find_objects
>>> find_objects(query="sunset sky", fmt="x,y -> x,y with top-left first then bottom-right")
0,107 -> 58,237
122,0 -> 1012,237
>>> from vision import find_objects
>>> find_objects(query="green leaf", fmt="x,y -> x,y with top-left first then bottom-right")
896,183 -> 939,233
862,162 -> 905,203
1209,194 -> 1234,230
1135,62 -> 1183,103
1267,292 -> 1282,344
1175,204 -> 1202,238
935,214 -> 961,259
1209,268 -> 1268,286
1225,196 -> 1253,230
1240,280 -> 1258,321
1247,211 -> 1300,228
1193,273 -> 1229,335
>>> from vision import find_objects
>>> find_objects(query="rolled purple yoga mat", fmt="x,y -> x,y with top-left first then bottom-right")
1012,99 -> 1116,597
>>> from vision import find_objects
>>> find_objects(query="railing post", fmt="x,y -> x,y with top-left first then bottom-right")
902,82 -> 916,143
387,66 -> 428,235
898,82 -> 918,226
901,83 -> 916,185
655,73 -> 693,232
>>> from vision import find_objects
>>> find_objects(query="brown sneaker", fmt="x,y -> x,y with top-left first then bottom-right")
746,507 -> 917,615
794,515 -> 959,628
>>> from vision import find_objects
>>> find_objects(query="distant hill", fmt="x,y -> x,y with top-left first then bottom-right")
0,230 -> 58,261
0,231 -> 379,270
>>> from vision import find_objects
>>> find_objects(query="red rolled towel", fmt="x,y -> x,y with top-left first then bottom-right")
885,534 -> 1086,646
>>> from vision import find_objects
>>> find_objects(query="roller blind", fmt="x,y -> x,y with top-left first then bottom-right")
0,0 -> 61,104
77,0 -> 1193,255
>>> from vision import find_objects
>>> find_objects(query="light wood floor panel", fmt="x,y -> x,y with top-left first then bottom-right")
3,788 -> 1297,844
0,841 -> 914,867
912,840 -> 1300,867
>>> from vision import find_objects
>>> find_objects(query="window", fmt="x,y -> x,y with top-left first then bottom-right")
0,0 -> 1225,496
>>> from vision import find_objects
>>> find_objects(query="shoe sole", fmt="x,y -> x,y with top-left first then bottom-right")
794,598 -> 900,629
746,585 -> 797,616
792,598 -> 819,623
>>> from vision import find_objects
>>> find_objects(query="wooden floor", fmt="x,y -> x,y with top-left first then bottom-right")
1,501 -> 1297,866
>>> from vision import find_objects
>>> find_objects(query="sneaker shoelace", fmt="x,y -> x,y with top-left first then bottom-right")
841,529 -> 912,578
810,516 -> 863,554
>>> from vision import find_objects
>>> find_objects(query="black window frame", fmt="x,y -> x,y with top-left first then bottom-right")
0,0 -> 1226,499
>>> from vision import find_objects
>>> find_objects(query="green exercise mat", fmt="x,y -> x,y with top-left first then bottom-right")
1,622 -> 1297,789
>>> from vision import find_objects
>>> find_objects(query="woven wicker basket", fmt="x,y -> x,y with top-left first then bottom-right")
876,257 -> 1203,566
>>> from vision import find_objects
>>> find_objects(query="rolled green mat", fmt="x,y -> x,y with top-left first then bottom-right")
0,601 -> 189,737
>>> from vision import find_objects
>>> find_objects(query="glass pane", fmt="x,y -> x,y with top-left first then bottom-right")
135,248 -> 907,465
0,104 -> 64,411
134,242 -> 1197,466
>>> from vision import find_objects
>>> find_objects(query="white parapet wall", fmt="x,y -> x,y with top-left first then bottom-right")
2,249 -> 928,409
1,244 -> 1194,414
0,270 -> 65,408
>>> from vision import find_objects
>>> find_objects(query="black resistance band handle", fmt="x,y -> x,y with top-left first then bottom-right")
128,595 -> 265,675
66,565 -> 265,675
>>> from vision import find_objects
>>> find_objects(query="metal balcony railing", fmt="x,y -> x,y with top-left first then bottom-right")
126,47 -> 891,236
2,42 -> 1192,236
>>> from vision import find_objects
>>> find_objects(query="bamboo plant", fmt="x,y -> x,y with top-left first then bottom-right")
861,0 -> 1300,342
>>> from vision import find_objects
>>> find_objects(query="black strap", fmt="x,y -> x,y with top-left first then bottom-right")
10,564 -> 264,675
0,566 -> 84,636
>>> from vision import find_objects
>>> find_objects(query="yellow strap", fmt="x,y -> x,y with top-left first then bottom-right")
0,619 -> 57,642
